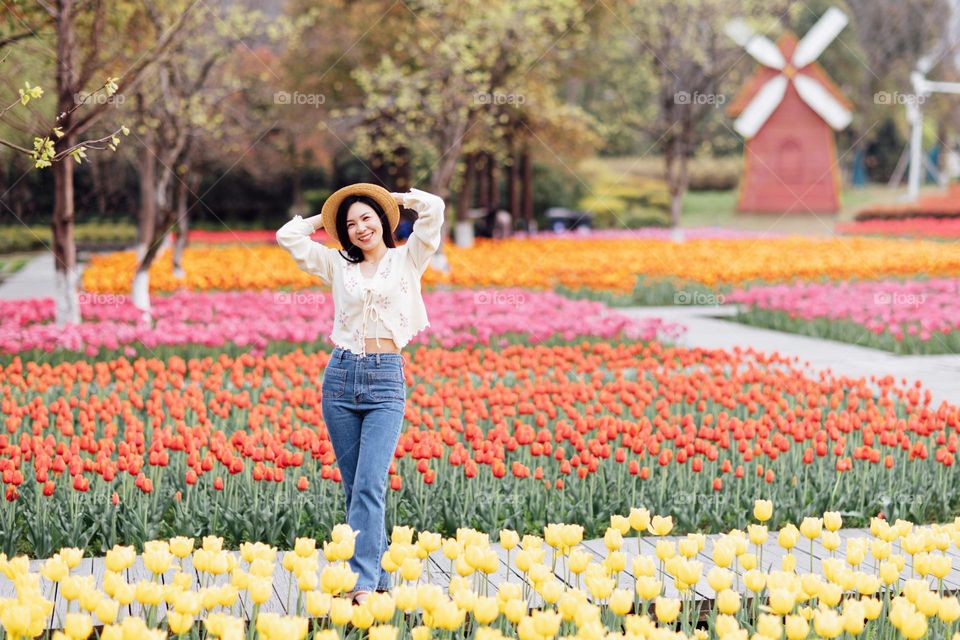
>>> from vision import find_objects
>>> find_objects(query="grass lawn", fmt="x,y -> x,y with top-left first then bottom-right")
0,254 -> 30,286
681,184 -> 946,236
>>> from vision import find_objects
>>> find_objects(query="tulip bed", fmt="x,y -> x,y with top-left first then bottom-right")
0,289 -> 681,363
2,509 -> 960,640
726,279 -> 960,355
80,236 -> 960,298
1,341 -> 958,561
837,218 -> 960,240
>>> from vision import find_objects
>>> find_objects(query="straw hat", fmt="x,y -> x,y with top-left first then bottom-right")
320,182 -> 400,248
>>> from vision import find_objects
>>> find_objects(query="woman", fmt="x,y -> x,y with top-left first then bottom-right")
275,183 -> 445,605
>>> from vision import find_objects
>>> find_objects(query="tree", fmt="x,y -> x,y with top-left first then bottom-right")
128,2 -> 278,320
615,0 -> 768,230
0,0 -> 203,325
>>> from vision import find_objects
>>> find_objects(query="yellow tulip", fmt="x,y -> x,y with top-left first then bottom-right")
367,624 -> 398,640
499,529 -> 520,551
167,612 -> 194,635
778,524 -> 799,550
399,557 -> 422,582
799,517 -> 823,540
707,567 -> 734,592
470,595 -> 498,624
822,530 -> 841,552
94,598 -> 119,624
635,576 -> 662,600
64,612 -> 93,639
939,596 -> 960,623
823,511 -> 842,532
568,549 -> 591,574
757,613 -> 782,640
41,556 -> 69,583
410,626 -> 431,640
632,554 -> 655,578
713,540 -> 735,568
609,516 -> 630,537
813,606 -> 843,638
753,499 -> 773,522
744,569 -> 765,593
781,553 -> 797,573
768,587 -> 796,615
604,528 -> 624,552
842,600 -> 866,634
716,589 -> 740,615
609,588 -> 633,615
169,536 -> 194,559
604,550 -> 626,574
716,613 -> 740,637
104,546 -> 136,573
201,535 -> 223,553
249,577 -> 273,605
59,547 -> 84,570
629,508 -> 651,532
747,524 -> 768,546
329,596 -> 354,625
785,614 -> 809,640
654,596 -> 680,624
294,537 -> 316,558
649,515 -> 673,537
655,540 -> 675,561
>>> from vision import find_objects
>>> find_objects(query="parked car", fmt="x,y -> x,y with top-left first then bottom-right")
545,208 -> 592,232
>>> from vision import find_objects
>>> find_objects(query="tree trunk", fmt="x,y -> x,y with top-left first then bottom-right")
488,154 -> 499,212
508,142 -> 520,220
173,173 -> 196,279
89,155 -> 108,215
52,0 -> 80,326
477,153 -> 490,212
664,137 -> 689,241
52,139 -> 80,325
393,145 -> 411,192
520,141 -> 534,232
457,153 -> 476,224
136,127 -> 157,263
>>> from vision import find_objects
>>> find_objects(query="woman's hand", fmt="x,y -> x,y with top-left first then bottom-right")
389,192 -> 408,207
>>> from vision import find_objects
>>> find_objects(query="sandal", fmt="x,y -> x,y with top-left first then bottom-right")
352,590 -> 373,605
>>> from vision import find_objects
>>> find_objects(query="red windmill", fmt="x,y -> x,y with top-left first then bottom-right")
725,8 -> 853,213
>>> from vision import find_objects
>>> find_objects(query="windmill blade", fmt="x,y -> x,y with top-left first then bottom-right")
792,7 -> 848,68
724,18 -> 786,69
794,73 -> 853,130
733,75 -> 789,138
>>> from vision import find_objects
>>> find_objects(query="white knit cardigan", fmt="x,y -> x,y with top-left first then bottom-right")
275,187 -> 445,356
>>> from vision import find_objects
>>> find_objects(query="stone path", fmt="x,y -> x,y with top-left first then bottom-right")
626,305 -> 960,408
6,528 -> 958,629
0,253 -> 61,300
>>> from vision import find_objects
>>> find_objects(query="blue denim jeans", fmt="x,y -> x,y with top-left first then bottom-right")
321,346 -> 406,592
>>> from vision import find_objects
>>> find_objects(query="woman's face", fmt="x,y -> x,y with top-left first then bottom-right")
345,201 -> 384,250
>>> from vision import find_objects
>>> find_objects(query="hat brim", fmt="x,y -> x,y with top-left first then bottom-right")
320,183 -> 401,248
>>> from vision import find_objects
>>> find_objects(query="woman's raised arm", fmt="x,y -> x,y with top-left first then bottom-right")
275,213 -> 338,285
396,188 -> 445,276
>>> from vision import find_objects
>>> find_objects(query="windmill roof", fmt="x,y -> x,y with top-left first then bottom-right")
726,30 -> 853,119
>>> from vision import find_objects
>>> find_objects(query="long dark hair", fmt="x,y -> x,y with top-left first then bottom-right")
335,194 -> 397,264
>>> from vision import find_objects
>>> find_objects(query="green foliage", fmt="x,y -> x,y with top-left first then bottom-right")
0,223 -> 137,254
531,161 -> 588,219
575,157 -> 671,229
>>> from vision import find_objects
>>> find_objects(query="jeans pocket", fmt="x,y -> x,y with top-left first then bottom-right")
366,369 -> 405,402
322,366 -> 348,398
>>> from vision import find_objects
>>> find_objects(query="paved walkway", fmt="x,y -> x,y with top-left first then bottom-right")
626,305 -> 960,407
0,253 -> 61,300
